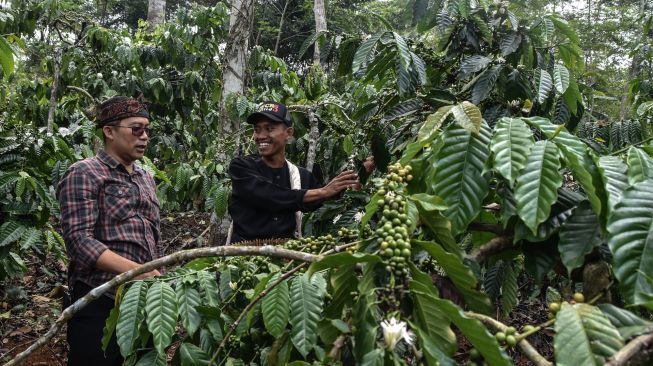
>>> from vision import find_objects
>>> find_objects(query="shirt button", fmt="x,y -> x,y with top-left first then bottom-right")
273,217 -> 278,221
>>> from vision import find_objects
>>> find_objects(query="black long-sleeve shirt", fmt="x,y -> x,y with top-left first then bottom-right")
228,155 -> 323,242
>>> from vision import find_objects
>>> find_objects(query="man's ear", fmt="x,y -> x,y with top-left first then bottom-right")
286,127 -> 294,139
102,126 -> 115,142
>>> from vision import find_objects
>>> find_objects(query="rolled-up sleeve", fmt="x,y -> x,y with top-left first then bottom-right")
229,158 -> 306,212
57,164 -> 108,270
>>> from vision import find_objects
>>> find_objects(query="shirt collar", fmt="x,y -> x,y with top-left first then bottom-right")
97,149 -> 143,175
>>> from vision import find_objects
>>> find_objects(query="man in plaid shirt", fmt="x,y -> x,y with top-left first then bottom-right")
57,96 -> 161,366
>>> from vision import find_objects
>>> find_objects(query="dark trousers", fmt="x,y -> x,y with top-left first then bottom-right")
67,282 -> 122,366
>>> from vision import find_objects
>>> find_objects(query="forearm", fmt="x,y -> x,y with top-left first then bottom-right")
303,188 -> 328,203
96,249 -> 159,279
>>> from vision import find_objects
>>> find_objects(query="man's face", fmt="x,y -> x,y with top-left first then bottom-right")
103,116 -> 150,164
253,119 -> 292,159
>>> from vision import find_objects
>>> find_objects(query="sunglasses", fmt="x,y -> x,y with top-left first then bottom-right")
112,125 -> 151,137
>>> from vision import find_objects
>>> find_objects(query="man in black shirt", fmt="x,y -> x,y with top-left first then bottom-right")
228,101 -> 359,243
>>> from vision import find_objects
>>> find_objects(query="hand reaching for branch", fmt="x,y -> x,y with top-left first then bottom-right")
304,170 -> 359,202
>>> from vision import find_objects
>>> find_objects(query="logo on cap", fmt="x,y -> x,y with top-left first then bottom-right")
260,103 -> 279,113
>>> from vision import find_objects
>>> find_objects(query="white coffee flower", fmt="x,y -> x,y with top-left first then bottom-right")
333,214 -> 342,224
381,317 -> 414,350
354,211 -> 364,222
229,281 -> 238,290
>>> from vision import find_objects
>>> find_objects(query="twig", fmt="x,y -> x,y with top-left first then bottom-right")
66,86 -> 97,105
468,222 -> 508,236
464,312 -> 553,366
2,245 -> 319,366
604,332 -> 653,366
208,241 -> 358,364
611,136 -> 653,156
469,236 -> 514,263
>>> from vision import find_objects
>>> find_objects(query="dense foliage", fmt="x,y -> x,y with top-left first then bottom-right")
1,0 -> 653,365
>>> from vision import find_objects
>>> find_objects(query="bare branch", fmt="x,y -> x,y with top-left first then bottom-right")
470,236 -> 514,263
465,312 -> 553,366
605,332 -> 653,366
468,222 -> 509,236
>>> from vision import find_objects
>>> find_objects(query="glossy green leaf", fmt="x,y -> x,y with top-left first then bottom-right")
451,101 -> 482,134
324,264 -> 357,318
262,274 -> 290,338
598,303 -> 653,339
491,117 -> 534,187
500,262 -> 518,317
0,36 -> 14,78
626,147 -> 653,185
553,64 -> 570,93
525,117 -> 606,223
536,69 -> 552,104
432,122 -> 491,235
607,180 -> 653,309
134,350 -> 167,366
413,240 -> 493,314
596,156 -> 628,214
145,281 -> 178,354
426,295 -> 512,366
117,282 -> 148,357
0,221 -> 26,247
361,191 -> 383,227
412,326 -> 456,366
417,105 -> 453,143
558,201 -> 603,275
179,342 -> 210,366
409,264 -> 457,355
554,303 -> 623,365
352,31 -> 387,73
409,193 -> 447,211
353,297 -> 378,362
471,65 -> 502,105
514,140 -> 563,234
176,284 -> 201,336
197,270 -> 220,307
289,273 -> 323,357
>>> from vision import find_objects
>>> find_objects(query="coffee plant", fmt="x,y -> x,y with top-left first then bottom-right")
2,0 -> 653,365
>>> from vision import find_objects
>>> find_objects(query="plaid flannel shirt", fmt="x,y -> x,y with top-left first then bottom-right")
57,150 -> 161,296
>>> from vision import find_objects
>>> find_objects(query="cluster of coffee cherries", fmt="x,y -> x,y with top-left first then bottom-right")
548,292 -> 585,316
374,163 -> 413,276
284,228 -> 359,254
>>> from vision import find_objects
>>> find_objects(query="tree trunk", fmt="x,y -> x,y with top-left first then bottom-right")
47,49 -> 62,135
210,0 -> 255,246
220,0 -> 254,137
305,109 -> 320,173
312,0 -> 327,65
274,0 -> 290,56
147,0 -> 166,27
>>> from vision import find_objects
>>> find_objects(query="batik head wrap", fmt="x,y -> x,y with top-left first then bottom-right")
96,96 -> 150,127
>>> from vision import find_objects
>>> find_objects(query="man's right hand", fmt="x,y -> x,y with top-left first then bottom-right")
135,269 -> 161,280
304,170 -> 359,203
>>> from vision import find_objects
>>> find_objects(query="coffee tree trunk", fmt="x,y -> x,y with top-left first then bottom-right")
220,0 -> 253,137
211,0 -> 254,246
313,0 -> 327,65
147,0 -> 166,26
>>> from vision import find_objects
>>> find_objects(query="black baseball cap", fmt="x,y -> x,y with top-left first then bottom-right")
246,101 -> 292,127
